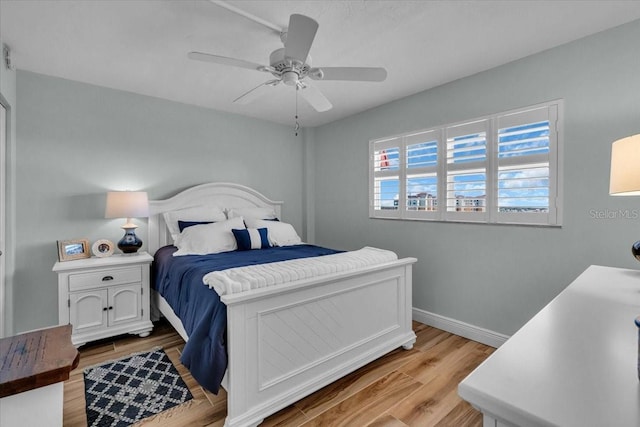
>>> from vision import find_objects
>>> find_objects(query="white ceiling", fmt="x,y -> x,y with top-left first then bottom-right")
2,0 -> 640,128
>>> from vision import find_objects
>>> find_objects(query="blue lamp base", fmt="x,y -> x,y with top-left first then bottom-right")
118,227 -> 143,254
632,241 -> 640,262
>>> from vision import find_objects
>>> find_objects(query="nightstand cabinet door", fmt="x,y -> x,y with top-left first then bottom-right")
69,289 -> 108,334
109,284 -> 142,326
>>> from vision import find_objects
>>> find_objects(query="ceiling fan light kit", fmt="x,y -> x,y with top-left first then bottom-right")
189,7 -> 388,119
282,71 -> 298,86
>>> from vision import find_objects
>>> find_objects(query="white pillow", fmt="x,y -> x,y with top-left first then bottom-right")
244,218 -> 302,246
173,217 -> 245,256
227,206 -> 277,220
163,205 -> 227,240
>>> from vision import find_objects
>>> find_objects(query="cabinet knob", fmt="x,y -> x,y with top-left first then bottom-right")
108,306 -> 113,310
103,307 -> 108,311
102,275 -> 114,281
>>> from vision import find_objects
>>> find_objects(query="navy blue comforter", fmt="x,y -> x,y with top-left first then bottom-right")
151,244 -> 341,394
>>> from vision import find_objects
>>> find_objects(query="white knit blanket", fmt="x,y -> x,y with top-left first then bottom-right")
203,246 -> 398,296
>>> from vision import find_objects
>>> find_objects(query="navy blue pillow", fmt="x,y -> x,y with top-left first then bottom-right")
178,220 -> 213,232
232,228 -> 270,251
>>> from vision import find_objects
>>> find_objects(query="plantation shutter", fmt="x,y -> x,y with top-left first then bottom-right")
370,137 -> 401,218
405,130 -> 441,219
495,105 -> 559,224
445,120 -> 489,222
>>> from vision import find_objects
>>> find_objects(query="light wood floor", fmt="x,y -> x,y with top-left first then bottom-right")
63,319 -> 494,426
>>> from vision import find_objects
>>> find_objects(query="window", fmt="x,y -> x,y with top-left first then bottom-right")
369,100 -> 562,226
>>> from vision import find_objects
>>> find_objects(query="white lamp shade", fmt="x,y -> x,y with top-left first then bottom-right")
610,134 -> 640,196
105,191 -> 149,218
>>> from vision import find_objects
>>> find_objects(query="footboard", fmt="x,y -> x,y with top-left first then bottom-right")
221,258 -> 417,427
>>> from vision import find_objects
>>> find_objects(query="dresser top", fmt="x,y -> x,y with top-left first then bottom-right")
459,265 -> 640,426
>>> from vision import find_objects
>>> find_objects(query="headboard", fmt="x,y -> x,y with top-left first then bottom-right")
148,182 -> 283,254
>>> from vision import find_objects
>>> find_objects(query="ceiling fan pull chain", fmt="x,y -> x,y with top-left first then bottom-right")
295,85 -> 300,136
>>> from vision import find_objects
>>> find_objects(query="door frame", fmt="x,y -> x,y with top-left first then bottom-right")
0,94 -> 8,338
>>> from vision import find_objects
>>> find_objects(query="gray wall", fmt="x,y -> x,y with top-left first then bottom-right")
312,20 -> 640,336
14,71 -> 303,332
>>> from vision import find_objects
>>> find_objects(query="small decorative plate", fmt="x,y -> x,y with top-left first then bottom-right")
92,239 -> 115,258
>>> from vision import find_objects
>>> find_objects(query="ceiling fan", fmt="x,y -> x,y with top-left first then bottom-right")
188,11 -> 387,112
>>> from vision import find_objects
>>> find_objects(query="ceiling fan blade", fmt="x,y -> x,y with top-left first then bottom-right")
309,67 -> 387,82
188,52 -> 273,73
298,83 -> 332,112
234,79 -> 281,105
284,14 -> 318,65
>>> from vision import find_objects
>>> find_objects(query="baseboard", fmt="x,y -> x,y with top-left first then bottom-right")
412,307 -> 509,348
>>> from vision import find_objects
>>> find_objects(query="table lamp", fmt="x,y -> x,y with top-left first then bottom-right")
610,134 -> 640,260
105,191 -> 149,254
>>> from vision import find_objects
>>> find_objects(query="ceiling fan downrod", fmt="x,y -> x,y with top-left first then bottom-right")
208,0 -> 282,34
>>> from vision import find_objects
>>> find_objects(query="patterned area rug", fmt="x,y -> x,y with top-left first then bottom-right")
84,347 -> 193,427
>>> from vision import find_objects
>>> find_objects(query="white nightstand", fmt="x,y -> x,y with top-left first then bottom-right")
53,252 -> 154,347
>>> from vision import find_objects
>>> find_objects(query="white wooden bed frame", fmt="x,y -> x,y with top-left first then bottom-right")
148,182 -> 416,427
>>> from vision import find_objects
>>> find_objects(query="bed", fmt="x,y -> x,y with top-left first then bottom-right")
148,182 -> 417,427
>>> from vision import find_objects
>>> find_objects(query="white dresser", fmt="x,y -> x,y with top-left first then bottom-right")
53,252 -> 153,347
459,265 -> 640,427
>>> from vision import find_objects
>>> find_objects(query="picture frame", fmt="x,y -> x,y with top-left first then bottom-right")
92,239 -> 114,258
57,238 -> 91,262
